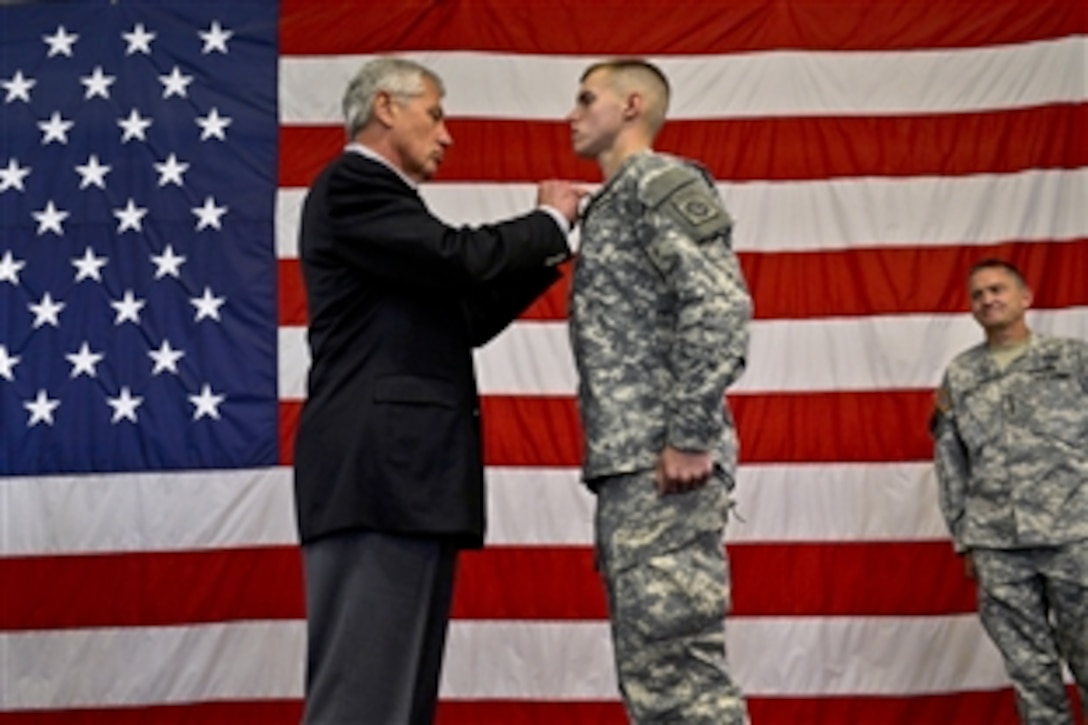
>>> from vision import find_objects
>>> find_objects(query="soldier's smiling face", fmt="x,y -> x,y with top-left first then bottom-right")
567,68 -> 626,159
968,266 -> 1032,332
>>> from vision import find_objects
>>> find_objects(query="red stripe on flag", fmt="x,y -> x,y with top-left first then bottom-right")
278,240 -> 1088,325
741,239 -> 1088,321
455,541 -> 974,618
439,691 -> 1061,725
279,390 -> 937,467
0,542 -> 971,630
278,258 -> 307,326
279,0 -> 1085,55
0,548 -> 304,630
278,105 -> 1088,188
4,691 -> 1077,725
0,703 -> 304,725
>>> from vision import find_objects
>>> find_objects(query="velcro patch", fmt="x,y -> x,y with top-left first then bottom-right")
640,166 -> 731,242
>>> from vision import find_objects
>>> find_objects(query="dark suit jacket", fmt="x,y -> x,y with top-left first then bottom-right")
293,151 -> 569,548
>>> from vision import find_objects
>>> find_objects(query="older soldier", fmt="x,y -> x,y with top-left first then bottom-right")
932,258 -> 1088,725
566,59 -> 751,724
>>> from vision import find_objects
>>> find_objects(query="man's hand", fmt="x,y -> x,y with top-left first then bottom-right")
537,180 -> 589,225
654,445 -> 714,495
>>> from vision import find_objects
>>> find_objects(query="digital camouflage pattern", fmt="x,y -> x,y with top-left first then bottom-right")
933,335 -> 1088,723
596,470 -> 747,724
570,151 -> 751,723
973,543 -> 1088,725
932,335 -> 1088,551
569,151 -> 752,483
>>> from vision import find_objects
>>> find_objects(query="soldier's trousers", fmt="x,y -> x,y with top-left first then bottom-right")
594,468 -> 747,725
974,541 -> 1088,725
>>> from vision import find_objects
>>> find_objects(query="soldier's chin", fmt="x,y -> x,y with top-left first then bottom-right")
572,140 -> 595,159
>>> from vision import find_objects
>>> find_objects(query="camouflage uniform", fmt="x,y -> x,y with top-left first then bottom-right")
569,151 -> 751,724
933,335 -> 1088,724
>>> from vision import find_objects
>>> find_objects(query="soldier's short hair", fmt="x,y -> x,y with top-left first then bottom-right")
581,59 -> 670,136
968,258 -> 1027,288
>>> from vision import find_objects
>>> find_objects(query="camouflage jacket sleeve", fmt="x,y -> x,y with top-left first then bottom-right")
931,373 -> 971,552
1079,338 -> 1088,393
638,164 -> 753,452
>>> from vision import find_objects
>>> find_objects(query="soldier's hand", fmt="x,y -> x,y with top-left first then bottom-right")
537,180 -> 589,226
962,552 -> 977,581
654,446 -> 713,495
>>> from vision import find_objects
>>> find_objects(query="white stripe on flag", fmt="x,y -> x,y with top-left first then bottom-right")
0,463 -> 950,555
278,37 -> 1087,123
276,168 -> 1088,258
0,616 -> 1012,708
276,308 -> 1088,399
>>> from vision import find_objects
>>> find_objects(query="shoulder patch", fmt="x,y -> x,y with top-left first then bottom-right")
639,165 -> 731,242
928,384 -> 953,437
934,384 -> 952,415
640,165 -> 699,208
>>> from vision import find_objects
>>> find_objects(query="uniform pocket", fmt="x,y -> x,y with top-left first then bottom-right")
611,530 -> 729,643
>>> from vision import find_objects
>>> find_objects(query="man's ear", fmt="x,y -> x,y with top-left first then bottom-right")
1022,285 -> 1034,310
372,91 -> 397,128
622,92 -> 642,121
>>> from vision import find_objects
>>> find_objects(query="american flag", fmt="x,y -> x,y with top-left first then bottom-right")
1,1 -> 1085,723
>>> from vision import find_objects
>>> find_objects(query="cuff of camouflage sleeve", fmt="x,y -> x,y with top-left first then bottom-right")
665,423 -> 718,454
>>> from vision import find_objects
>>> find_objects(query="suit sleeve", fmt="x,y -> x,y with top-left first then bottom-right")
639,166 -> 753,452
317,160 -> 569,292
931,375 -> 971,552
461,267 -> 562,347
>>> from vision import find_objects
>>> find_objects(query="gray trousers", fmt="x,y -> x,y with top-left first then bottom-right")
595,469 -> 748,725
974,540 -> 1088,725
301,529 -> 458,725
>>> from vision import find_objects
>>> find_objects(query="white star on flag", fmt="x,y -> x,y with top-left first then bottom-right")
0,158 -> 31,192
43,26 -> 79,57
39,111 -> 74,144
189,383 -> 225,420
107,387 -> 143,424
33,200 -> 69,236
192,196 -> 227,230
199,21 -> 233,54
24,389 -> 60,427
196,107 -> 232,141
66,342 -> 104,378
151,245 -> 186,279
159,66 -> 193,98
149,339 -> 185,375
80,66 -> 116,99
191,287 -> 226,321
0,251 -> 26,284
113,198 -> 148,233
0,344 -> 19,381
118,109 -> 153,142
154,153 -> 189,186
111,290 -> 146,325
122,23 -> 155,55
2,70 -> 35,103
29,292 -> 65,328
75,155 -> 110,189
72,247 -> 108,282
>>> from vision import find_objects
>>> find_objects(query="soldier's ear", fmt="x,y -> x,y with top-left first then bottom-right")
1022,285 -> 1034,309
